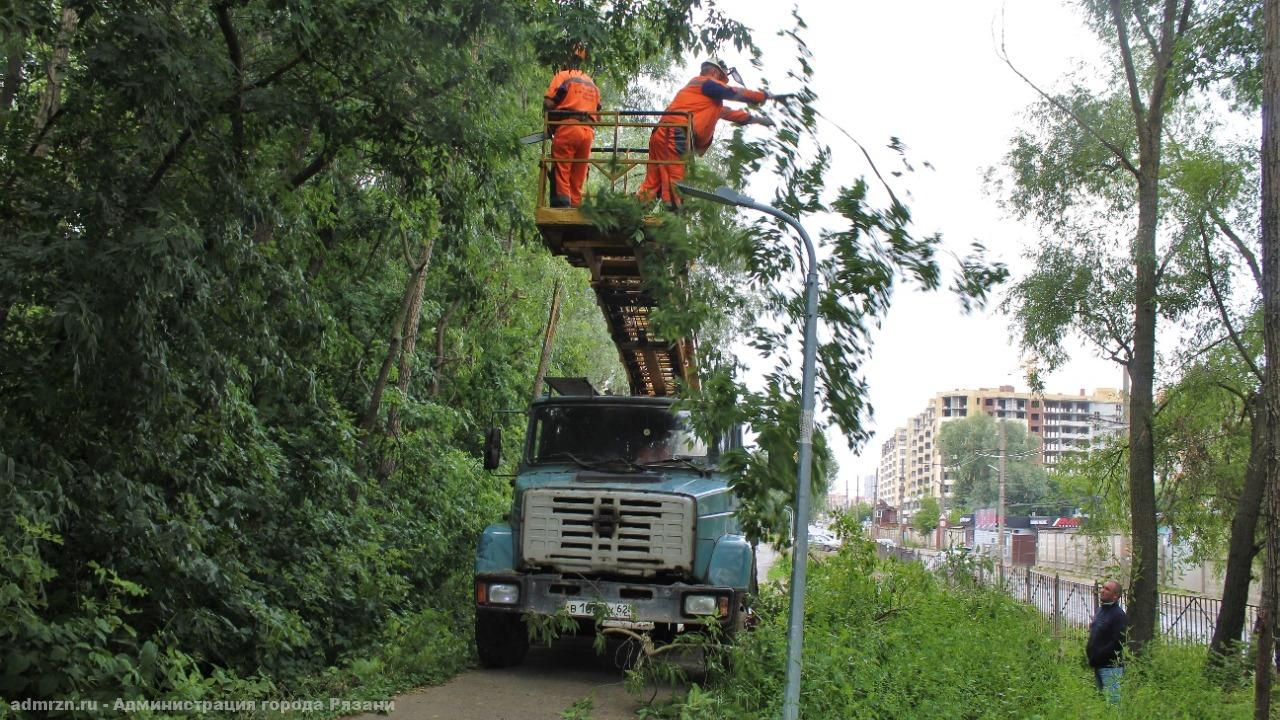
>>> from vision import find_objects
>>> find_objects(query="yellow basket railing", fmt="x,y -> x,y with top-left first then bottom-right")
535,110 -> 693,208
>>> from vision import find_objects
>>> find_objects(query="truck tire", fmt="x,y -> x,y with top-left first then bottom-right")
475,610 -> 529,668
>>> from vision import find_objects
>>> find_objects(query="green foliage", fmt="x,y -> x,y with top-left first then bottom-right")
937,414 -> 1055,512
1057,321 -> 1262,562
0,0 -> 755,702
664,541 -> 1255,718
583,14 -> 1007,548
911,496 -> 942,535
559,695 -> 594,720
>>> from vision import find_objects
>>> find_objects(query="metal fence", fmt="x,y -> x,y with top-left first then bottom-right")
881,546 -> 1260,644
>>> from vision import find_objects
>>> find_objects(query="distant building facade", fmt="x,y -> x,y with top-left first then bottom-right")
876,385 -> 1124,516
877,427 -> 907,510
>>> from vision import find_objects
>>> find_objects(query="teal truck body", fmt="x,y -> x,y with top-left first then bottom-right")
473,394 -> 754,667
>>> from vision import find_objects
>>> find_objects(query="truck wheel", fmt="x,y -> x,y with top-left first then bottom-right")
475,610 -> 529,668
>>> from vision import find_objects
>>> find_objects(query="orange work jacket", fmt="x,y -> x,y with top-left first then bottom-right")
660,73 -> 766,154
545,69 -> 600,121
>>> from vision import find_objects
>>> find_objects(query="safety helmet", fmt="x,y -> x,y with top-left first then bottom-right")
701,59 -> 743,85
701,59 -> 729,75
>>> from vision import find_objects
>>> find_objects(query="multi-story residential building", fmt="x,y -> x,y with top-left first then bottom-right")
902,403 -> 941,514
878,385 -> 1124,517
877,427 -> 907,510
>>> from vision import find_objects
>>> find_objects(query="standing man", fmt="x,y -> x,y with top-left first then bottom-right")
636,60 -> 779,207
1086,579 -> 1129,704
544,45 -> 600,208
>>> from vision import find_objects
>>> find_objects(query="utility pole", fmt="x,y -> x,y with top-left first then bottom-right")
998,417 -> 1007,586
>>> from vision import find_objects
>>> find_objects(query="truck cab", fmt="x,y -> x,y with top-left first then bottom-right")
473,394 -> 755,667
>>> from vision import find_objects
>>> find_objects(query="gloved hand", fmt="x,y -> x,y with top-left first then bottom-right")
765,91 -> 796,103
753,115 -> 776,127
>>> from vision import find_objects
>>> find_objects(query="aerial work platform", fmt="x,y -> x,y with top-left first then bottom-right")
531,109 -> 698,398
535,206 -> 697,397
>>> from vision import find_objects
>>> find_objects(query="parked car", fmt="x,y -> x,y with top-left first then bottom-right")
810,531 -> 841,553
874,538 -> 897,549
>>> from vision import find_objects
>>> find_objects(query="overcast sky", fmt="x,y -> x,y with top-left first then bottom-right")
691,1 -> 1124,488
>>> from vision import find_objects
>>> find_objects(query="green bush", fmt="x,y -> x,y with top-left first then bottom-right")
668,540 -> 1254,719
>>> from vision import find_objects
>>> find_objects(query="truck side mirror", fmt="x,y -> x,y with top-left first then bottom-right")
483,427 -> 502,470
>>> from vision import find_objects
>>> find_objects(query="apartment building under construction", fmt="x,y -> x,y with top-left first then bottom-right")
875,385 -> 1123,515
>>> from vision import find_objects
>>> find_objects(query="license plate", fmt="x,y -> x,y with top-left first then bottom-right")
565,600 -> 634,620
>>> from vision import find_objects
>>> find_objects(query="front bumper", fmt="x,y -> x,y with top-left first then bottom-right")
475,573 -> 744,625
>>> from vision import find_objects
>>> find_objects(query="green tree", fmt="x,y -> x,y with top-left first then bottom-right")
583,13 -> 1009,548
937,414 -> 1054,512
0,0 -> 756,699
912,496 -> 942,535
996,0 -> 1209,653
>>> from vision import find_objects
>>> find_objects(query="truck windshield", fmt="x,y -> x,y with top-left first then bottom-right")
528,404 -> 708,467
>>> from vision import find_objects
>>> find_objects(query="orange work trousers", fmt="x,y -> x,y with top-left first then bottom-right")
549,123 -> 593,207
636,127 -> 689,206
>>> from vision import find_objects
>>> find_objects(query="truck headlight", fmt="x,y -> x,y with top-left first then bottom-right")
488,583 -> 520,605
683,594 -> 728,617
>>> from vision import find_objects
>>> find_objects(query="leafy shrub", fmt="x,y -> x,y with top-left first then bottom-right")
666,541 -> 1254,719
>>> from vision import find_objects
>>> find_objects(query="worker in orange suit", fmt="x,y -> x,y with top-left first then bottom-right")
637,60 -> 778,207
544,46 -> 601,208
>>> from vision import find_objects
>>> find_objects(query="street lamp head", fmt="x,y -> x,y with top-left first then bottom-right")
674,183 -> 756,208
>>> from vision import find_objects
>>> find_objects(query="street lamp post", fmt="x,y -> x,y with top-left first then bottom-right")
677,184 -> 818,720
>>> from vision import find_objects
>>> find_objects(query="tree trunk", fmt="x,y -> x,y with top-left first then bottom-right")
1125,135 -> 1161,655
1107,0 -> 1187,655
31,4 -> 78,158
1257,2 -> 1280,714
1211,394 -> 1267,659
375,241 -> 435,483
361,238 -> 435,436
429,298 -> 461,398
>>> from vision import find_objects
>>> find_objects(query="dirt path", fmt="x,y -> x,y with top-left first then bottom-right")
358,550 -> 778,720
354,638 -> 669,720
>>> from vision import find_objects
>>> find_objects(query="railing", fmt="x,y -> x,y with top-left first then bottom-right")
535,110 -> 693,208
879,545 -> 1261,644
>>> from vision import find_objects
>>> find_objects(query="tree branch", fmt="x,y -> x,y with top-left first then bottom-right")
143,126 -> 193,196
1199,220 -> 1263,381
1209,208 -> 1263,290
1212,380 -> 1250,404
1080,304 -> 1134,362
1172,332 -> 1231,373
1133,3 -> 1159,58
1176,0 -> 1193,37
213,1 -> 245,162
288,142 -> 334,190
139,49 -> 311,198
26,107 -> 64,155
1142,0 -> 1191,139
997,33 -> 1138,176
1154,239 -> 1181,285
1109,0 -> 1148,133
246,50 -> 307,91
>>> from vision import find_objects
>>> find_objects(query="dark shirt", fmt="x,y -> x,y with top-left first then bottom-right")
1086,601 -> 1128,668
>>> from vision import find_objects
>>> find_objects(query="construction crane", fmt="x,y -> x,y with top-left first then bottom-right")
531,110 -> 698,397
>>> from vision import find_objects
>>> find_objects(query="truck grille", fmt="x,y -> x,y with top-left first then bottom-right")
521,489 -> 695,576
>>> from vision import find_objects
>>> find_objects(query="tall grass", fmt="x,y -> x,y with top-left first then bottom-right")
668,540 -> 1255,719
